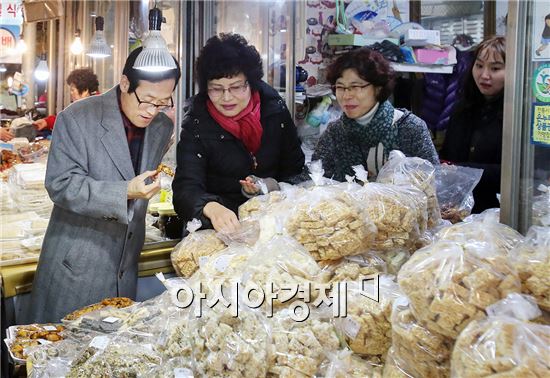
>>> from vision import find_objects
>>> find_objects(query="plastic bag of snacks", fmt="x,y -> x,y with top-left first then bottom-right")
171,219 -> 226,277
285,162 -> 376,261
398,239 -> 521,339
510,226 -> 550,312
26,338 -> 83,378
189,306 -> 270,378
451,293 -> 550,378
436,208 -> 524,254
383,297 -> 453,378
241,235 -> 329,308
340,182 -> 429,253
146,357 -> 194,378
376,150 -> 441,228
216,218 -> 260,247
435,164 -> 483,223
268,308 -> 340,377
335,275 -> 402,359
533,184 -> 550,227
320,349 -> 383,378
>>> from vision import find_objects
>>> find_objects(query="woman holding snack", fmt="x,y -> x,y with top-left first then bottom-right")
172,33 -> 304,233
311,48 -> 438,181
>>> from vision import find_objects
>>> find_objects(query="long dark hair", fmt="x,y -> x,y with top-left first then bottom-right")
544,14 -> 550,37
456,36 -> 506,112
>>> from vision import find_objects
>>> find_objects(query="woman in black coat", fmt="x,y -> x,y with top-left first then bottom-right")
440,36 -> 506,213
172,33 -> 304,232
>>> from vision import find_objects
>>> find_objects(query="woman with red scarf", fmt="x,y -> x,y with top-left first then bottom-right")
172,33 -> 305,233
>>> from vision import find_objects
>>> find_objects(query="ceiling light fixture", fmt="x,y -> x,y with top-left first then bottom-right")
34,53 -> 49,81
133,7 -> 176,72
87,16 -> 111,58
70,29 -> 84,55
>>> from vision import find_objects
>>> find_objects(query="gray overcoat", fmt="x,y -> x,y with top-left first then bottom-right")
26,87 -> 173,323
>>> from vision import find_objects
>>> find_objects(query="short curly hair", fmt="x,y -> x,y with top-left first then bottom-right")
326,48 -> 395,102
66,68 -> 99,95
195,33 -> 263,94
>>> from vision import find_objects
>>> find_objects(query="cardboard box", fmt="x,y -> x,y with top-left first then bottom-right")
328,34 -> 399,47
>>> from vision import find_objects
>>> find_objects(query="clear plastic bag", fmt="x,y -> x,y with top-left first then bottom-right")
170,219 -> 227,277
376,150 -> 442,228
510,226 -> 550,312
435,164 -> 483,223
319,349 -> 384,378
335,275 -> 402,358
242,235 -> 329,309
268,308 -> 340,377
339,182 -> 429,253
26,338 -> 83,378
397,239 -> 521,339
189,306 -> 270,378
216,219 -> 260,246
146,357 -> 194,378
451,294 -> 550,378
383,297 -> 453,378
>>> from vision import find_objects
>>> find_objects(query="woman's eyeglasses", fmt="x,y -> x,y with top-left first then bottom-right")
134,91 -> 173,111
207,81 -> 249,99
332,83 -> 371,95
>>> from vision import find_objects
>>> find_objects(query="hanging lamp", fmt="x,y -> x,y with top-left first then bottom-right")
87,16 -> 111,58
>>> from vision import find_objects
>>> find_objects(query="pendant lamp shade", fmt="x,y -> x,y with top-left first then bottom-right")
87,16 -> 111,58
133,8 -> 176,72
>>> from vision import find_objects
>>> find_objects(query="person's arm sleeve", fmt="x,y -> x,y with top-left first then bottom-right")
45,111 -> 129,224
277,110 -> 305,181
172,126 -> 223,229
400,117 -> 439,165
45,115 -> 56,130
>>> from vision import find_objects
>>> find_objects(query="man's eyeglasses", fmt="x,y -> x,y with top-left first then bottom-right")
207,81 -> 249,99
134,91 -> 173,111
332,83 -> 371,95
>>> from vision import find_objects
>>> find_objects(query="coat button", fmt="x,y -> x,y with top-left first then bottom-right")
194,119 -> 199,124
220,135 -> 225,139
119,271 -> 124,279
281,123 -> 285,128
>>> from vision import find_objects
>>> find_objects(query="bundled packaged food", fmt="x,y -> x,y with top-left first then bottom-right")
510,226 -> 550,312
319,349 -> 384,378
268,308 -> 340,377
26,338 -> 83,377
66,337 -> 162,377
340,182 -> 429,252
238,190 -> 286,220
435,164 -> 483,223
376,150 -> 441,228
451,293 -> 550,378
335,275 -> 401,358
158,312 -> 193,360
62,297 -> 134,322
242,235 -> 328,308
171,219 -> 226,277
532,184 -> 550,227
216,218 -> 260,247
189,307 -> 270,378
383,297 -> 452,378
397,239 -> 521,339
325,254 -> 387,283
146,357 -> 194,378
436,208 -> 524,254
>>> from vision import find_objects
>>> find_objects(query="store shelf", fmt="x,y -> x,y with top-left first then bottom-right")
391,62 -> 454,74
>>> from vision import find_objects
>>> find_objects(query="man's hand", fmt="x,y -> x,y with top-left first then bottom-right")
127,170 -> 160,199
33,119 -> 49,131
0,128 -> 14,142
239,176 -> 260,195
203,201 -> 241,233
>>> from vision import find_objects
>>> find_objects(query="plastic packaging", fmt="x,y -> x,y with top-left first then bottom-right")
533,184 -> 550,227
170,219 -> 227,277
320,348 -> 383,378
451,294 -> 550,378
510,226 -> 550,312
268,308 -> 340,377
383,297 -> 452,378
216,219 -> 260,247
397,239 -> 521,339
62,297 -> 134,322
189,306 -> 270,377
26,338 -> 83,377
376,150 -> 441,228
435,164 -> 483,223
335,275 -> 402,358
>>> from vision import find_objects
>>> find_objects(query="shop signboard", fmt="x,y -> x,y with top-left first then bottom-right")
533,63 -> 550,103
0,0 -> 23,25
0,24 -> 21,64
531,103 -> 550,147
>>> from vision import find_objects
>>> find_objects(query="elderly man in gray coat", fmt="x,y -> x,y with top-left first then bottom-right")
26,47 -> 181,323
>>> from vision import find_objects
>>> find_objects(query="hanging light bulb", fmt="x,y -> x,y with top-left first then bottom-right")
34,53 -> 50,81
16,35 -> 27,53
70,29 -> 84,55
0,65 -> 7,73
87,16 -> 111,58
133,7 -> 176,72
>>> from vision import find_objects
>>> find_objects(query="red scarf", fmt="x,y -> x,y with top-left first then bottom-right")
206,91 -> 262,154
